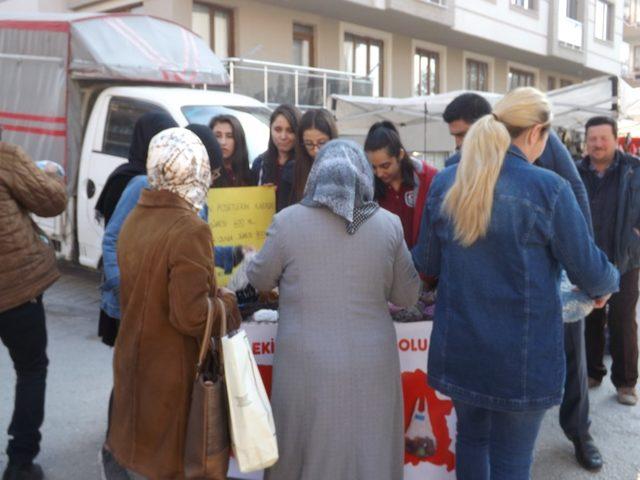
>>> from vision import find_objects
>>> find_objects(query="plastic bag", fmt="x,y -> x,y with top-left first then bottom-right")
222,329 -> 278,472
404,397 -> 437,458
560,270 -> 594,323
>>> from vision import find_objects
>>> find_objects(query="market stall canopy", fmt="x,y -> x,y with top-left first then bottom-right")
547,76 -> 640,131
331,90 -> 502,156
0,13 -> 229,85
331,76 -> 640,157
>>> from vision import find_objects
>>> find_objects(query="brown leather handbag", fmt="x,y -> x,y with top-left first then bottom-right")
185,297 -> 230,479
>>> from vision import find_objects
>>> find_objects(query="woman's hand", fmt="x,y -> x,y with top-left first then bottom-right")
217,287 -> 242,331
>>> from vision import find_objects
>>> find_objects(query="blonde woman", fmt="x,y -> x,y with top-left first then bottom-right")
412,88 -> 619,479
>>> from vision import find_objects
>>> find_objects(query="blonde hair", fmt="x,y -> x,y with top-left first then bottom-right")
443,87 -> 552,247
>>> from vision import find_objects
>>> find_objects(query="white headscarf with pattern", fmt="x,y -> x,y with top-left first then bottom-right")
147,127 -> 211,211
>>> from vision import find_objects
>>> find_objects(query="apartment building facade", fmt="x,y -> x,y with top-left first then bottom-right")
624,0 -> 640,85
1,0 -> 625,104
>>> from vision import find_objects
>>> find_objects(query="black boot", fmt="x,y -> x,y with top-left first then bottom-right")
2,463 -> 44,480
572,435 -> 603,472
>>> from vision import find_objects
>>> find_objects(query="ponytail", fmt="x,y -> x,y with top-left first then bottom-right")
443,87 -> 551,247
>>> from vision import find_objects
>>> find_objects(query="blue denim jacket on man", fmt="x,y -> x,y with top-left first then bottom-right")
412,146 -> 619,411
100,175 -> 237,319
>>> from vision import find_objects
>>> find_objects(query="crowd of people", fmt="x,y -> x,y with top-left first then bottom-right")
0,85 -> 638,480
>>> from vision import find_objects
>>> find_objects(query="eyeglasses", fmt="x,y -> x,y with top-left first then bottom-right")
303,140 -> 329,151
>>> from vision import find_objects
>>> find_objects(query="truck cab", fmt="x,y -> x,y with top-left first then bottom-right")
76,86 -> 270,269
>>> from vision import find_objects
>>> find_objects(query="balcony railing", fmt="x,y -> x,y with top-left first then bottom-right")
224,58 -> 373,109
558,15 -> 583,49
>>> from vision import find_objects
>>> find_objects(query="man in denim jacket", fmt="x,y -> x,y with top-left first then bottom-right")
434,94 -> 604,471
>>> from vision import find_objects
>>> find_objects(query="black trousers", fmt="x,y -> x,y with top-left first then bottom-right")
560,319 -> 591,440
0,296 -> 48,465
586,268 -> 639,388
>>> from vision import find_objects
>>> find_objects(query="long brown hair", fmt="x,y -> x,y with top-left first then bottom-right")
260,104 -> 301,182
209,114 -> 253,187
292,108 -> 338,201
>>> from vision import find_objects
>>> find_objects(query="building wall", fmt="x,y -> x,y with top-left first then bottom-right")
0,0 -> 623,97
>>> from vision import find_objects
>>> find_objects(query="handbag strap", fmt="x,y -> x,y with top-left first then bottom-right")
195,297 -> 228,375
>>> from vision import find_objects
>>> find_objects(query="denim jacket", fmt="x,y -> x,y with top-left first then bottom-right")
100,175 -> 236,319
412,146 -> 619,411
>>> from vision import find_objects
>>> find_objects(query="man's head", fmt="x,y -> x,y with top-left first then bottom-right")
585,116 -> 618,167
443,93 -> 493,148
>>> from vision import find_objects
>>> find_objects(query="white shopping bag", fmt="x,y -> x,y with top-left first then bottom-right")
404,397 -> 437,458
222,329 -> 278,473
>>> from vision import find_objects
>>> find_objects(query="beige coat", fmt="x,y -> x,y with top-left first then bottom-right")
0,142 -> 67,313
107,189 -> 239,479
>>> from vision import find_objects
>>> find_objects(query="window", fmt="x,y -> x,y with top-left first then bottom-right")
511,0 -> 535,10
192,2 -> 234,58
625,0 -> 640,24
560,79 -> 574,88
565,0 -> 579,20
103,98 -> 168,157
466,59 -> 489,91
547,76 -> 557,91
343,33 -> 384,96
414,49 -> 439,95
508,68 -> 535,90
635,46 -> 640,70
595,0 -> 614,41
293,24 -> 314,67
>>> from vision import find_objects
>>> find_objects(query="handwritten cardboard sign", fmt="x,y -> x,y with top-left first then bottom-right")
207,186 -> 276,285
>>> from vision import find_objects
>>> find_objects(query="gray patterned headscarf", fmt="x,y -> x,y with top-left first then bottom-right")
147,127 -> 211,211
301,139 -> 379,234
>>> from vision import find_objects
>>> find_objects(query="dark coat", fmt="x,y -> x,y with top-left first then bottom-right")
251,152 -> 295,212
578,150 -> 640,275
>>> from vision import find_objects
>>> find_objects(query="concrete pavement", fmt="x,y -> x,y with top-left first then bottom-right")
1,264 -> 639,479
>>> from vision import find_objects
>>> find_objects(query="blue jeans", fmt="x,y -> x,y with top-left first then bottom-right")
453,400 -> 547,480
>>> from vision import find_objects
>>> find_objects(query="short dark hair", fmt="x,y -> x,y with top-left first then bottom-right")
442,93 -> 492,125
585,116 -> 617,138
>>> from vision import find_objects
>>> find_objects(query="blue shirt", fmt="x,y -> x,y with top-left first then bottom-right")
412,146 -> 619,411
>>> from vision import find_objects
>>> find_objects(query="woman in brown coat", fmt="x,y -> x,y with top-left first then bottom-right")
106,127 -> 240,479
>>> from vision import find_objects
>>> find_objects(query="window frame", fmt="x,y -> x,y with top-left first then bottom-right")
192,2 -> 235,58
344,32 -> 385,97
103,2 -> 143,13
466,59 -> 489,92
293,23 -> 315,67
414,48 -> 440,95
511,0 -> 535,11
594,0 -> 614,42
508,67 -> 536,90
102,97 -> 169,158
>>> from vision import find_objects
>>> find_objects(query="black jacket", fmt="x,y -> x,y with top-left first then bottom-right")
251,152 -> 295,212
578,151 -> 640,274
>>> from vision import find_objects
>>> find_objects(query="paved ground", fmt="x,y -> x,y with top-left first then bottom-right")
1,264 -> 639,479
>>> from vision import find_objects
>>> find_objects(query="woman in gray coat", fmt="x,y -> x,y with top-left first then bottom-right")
247,139 -> 421,480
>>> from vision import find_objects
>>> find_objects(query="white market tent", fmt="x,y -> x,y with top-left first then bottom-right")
331,76 -> 640,160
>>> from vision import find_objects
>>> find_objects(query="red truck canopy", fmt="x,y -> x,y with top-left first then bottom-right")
0,13 -> 229,192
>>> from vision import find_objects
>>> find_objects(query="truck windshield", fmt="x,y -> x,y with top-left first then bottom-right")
181,105 -> 271,127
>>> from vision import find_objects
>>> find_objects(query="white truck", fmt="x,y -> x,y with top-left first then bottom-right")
0,13 -> 269,269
